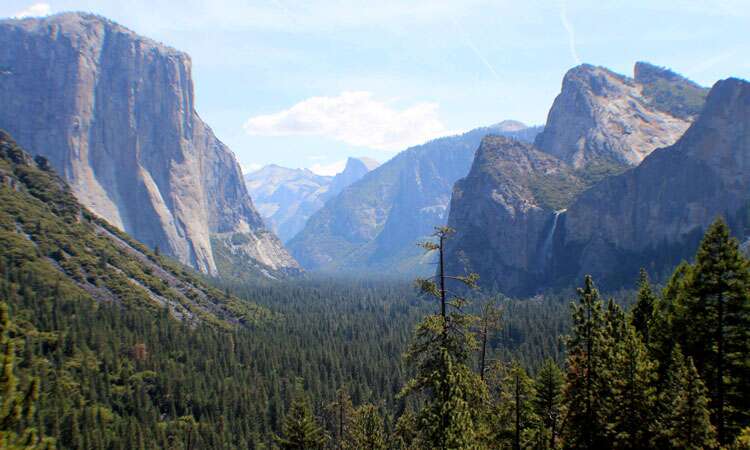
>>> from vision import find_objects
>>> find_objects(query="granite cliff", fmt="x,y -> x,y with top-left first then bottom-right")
444,63 -> 719,295
534,63 -> 703,169
444,136 -> 581,295
554,77 -> 750,289
0,13 -> 298,277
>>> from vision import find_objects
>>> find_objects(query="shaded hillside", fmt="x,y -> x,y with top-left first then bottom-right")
554,77 -> 750,289
445,136 -> 582,296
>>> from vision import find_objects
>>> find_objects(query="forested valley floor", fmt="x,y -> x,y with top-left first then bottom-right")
1,133 -> 749,449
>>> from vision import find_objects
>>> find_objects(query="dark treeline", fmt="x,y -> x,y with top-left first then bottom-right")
0,257 -> 572,448
3,217 -> 749,448
1,128 -> 748,448
270,220 -> 749,449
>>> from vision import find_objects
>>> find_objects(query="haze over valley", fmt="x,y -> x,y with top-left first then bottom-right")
0,2 -> 749,449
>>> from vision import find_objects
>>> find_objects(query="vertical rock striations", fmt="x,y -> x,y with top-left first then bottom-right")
444,63 -> 719,295
0,12 -> 298,277
556,77 -> 750,288
444,136 -> 580,296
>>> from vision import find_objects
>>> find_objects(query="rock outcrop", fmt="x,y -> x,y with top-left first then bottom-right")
443,64 -> 720,295
245,157 -> 379,242
554,77 -> 750,289
444,136 -> 581,295
0,13 -> 299,276
534,63 -> 697,168
287,122 -> 542,276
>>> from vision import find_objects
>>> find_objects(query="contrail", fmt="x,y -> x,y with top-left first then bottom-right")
450,16 -> 502,82
559,0 -> 581,65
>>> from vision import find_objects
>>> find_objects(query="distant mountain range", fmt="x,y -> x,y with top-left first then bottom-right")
2,11 -> 744,296
245,157 -> 379,242
287,121 -> 542,276
0,13 -> 299,278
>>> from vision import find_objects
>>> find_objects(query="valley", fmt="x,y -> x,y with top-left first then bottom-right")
0,6 -> 749,450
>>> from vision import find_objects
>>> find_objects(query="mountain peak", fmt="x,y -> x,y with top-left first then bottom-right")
3,12 -> 184,58
675,77 -> 750,161
535,62 -> 694,168
343,156 -> 380,174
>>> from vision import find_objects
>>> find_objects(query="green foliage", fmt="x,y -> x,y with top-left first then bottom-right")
401,227 -> 487,449
607,324 -> 658,448
533,359 -> 564,449
0,303 -> 55,449
631,268 -> 658,346
274,385 -> 328,449
637,65 -> 709,119
342,404 -> 387,450
562,276 -> 613,449
659,347 -> 716,449
662,218 -> 750,444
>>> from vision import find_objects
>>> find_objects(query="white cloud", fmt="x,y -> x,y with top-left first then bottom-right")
309,160 -> 347,176
244,91 -> 448,151
13,3 -> 51,18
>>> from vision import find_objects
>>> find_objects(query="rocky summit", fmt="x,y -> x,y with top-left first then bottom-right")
442,64 -> 732,295
444,136 -> 581,296
534,63 -> 704,169
0,13 -> 298,277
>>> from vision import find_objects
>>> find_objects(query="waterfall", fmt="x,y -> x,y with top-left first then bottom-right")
542,209 -> 566,265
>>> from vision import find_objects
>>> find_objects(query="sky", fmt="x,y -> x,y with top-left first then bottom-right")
2,1 -> 749,175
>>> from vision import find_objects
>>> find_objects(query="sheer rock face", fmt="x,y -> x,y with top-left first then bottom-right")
0,13 -> 298,276
444,136 -> 580,296
287,123 -> 543,276
245,157 -> 379,242
556,78 -> 750,288
534,64 -> 694,168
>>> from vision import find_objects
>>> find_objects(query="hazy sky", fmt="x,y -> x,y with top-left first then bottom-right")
2,1 -> 749,175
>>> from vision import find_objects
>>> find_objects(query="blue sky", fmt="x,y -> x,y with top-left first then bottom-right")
3,1 -> 749,175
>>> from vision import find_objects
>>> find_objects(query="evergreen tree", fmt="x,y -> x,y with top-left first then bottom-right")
342,404 -> 387,450
477,299 -> 503,381
607,324 -> 658,449
533,359 -> 563,449
661,347 -> 716,450
504,361 -> 536,450
400,227 -> 487,449
327,387 -> 354,449
274,387 -> 328,450
678,218 -> 750,444
0,303 -> 54,449
562,275 -> 612,449
631,268 -> 657,347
